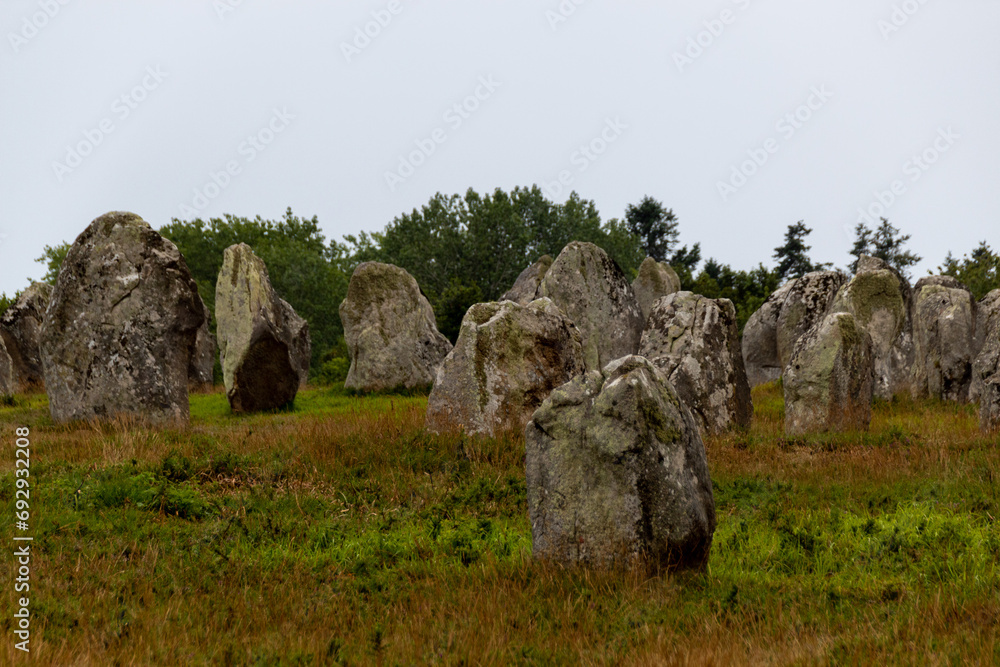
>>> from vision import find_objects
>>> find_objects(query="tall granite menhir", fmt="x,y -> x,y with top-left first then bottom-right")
537,242 -> 644,372
215,243 -> 311,413
0,281 -> 52,392
426,298 -> 585,437
526,356 -> 716,570
41,212 -> 204,424
639,292 -> 752,435
340,262 -> 452,392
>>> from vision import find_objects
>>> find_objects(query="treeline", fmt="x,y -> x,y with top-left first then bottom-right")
14,187 -> 1000,383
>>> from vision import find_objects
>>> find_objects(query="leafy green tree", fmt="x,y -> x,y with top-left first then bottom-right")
849,218 -> 921,277
773,221 -> 829,281
35,242 -> 71,285
669,243 -> 702,288
624,196 -> 678,262
938,241 -> 1000,300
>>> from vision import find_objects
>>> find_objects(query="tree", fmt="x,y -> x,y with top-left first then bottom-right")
938,241 -> 1000,300
849,218 -> 921,277
35,242 -> 71,285
624,196 -> 678,262
669,243 -> 702,288
773,221 -> 829,281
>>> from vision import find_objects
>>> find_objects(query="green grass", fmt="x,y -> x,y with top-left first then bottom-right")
2,383 -> 999,664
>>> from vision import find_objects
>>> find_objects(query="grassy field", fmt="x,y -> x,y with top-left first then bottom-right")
1,383 -> 998,665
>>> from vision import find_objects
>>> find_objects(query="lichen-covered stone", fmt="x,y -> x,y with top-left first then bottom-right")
188,298 -> 215,390
911,276 -> 976,402
784,312 -> 875,435
537,242 -> 644,372
831,256 -> 914,400
525,355 -> 716,570
502,256 -> 553,305
632,257 -> 681,321
972,289 -> 1000,430
776,271 -> 849,371
0,337 -> 14,396
41,212 -> 204,425
639,292 -> 751,434
426,298 -> 585,436
340,262 -> 452,392
742,281 -> 794,387
215,243 -> 311,412
0,282 -> 52,391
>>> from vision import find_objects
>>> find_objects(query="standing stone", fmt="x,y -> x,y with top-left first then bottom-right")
776,271 -> 849,371
426,298 -> 585,437
537,242 -> 644,372
215,244 -> 311,412
639,292 -> 752,434
784,312 -> 875,435
969,289 -> 1000,403
502,256 -> 553,305
526,355 -> 716,570
831,256 -> 914,400
632,257 -> 681,321
40,212 -> 204,425
188,299 -> 215,390
339,262 -> 452,392
0,282 -> 52,391
912,276 -> 976,402
0,337 -> 13,396
742,281 -> 795,388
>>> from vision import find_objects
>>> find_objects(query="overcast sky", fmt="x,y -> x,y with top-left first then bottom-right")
1,0 -> 997,296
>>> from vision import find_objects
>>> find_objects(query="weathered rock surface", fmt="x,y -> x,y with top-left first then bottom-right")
0,282 -> 52,391
426,298 -> 585,437
776,271 -> 849,371
188,298 -> 215,390
525,355 -> 716,570
971,289 -> 1000,404
742,281 -> 794,387
972,289 -> 1000,431
831,256 -> 914,400
339,262 -> 451,392
502,256 -> 553,305
911,276 -> 976,402
537,242 -> 644,372
215,243 -> 311,412
632,257 -> 681,321
40,212 -> 204,424
639,292 -> 752,434
784,312 -> 875,435
0,337 -> 14,396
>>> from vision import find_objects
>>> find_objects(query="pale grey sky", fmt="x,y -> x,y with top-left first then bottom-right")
2,0 -> 997,295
